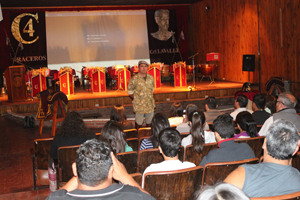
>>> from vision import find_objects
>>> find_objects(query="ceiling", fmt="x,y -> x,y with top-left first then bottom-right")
2,0 -> 202,8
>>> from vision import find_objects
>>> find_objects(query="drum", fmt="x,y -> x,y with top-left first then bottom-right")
200,64 -> 215,75
186,65 -> 194,74
162,65 -> 170,77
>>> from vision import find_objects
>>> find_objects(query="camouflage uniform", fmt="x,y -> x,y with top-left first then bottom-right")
127,73 -> 155,114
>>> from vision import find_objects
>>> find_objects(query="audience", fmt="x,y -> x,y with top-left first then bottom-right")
110,105 -> 134,130
100,120 -> 133,153
235,111 -> 259,139
259,92 -> 300,136
168,102 -> 184,126
140,113 -> 170,150
200,114 -> 255,167
50,111 -> 97,160
230,94 -> 253,120
181,110 -> 215,149
204,97 -> 225,123
265,94 -> 276,114
224,119 -> 300,198
142,128 -> 195,187
46,139 -> 155,200
195,183 -> 250,200
251,93 -> 271,125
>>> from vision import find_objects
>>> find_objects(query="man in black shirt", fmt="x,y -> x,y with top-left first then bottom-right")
252,94 -> 271,125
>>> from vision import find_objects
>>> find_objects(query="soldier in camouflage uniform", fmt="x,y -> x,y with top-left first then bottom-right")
127,61 -> 155,129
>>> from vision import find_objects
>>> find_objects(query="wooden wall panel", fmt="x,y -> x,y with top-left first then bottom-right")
189,0 -> 259,84
189,0 -> 300,98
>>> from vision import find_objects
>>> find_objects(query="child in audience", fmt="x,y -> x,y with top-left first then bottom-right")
235,111 -> 259,139
181,110 -> 216,150
110,104 -> 134,130
168,102 -> 184,126
139,113 -> 170,150
100,120 -> 133,153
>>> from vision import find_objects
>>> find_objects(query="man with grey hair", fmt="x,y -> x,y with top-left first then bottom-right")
151,9 -> 175,41
258,92 -> 300,136
224,119 -> 300,198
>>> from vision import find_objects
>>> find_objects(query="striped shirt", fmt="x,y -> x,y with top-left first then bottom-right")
139,138 -> 153,150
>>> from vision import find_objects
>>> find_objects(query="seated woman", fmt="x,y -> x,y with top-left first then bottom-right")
168,102 -> 184,126
50,111 -> 97,160
181,110 -> 216,150
140,113 -> 170,150
100,120 -> 133,153
235,111 -> 259,139
110,104 -> 134,130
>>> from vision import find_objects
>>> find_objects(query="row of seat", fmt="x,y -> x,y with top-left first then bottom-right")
30,135 -> 265,189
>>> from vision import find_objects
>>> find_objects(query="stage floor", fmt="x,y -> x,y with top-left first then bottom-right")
0,80 -> 243,106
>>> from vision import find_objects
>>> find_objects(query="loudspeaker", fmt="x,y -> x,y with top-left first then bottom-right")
242,55 -> 255,72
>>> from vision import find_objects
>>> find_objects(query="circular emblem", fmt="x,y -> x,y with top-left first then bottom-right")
14,77 -> 22,87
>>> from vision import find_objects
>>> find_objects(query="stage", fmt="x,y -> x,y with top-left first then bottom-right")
0,80 -> 254,116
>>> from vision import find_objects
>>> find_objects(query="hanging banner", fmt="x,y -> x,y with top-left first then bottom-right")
10,11 -> 47,69
146,9 -> 181,65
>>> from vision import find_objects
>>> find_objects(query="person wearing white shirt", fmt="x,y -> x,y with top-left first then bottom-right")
230,94 -> 253,120
142,128 -> 195,188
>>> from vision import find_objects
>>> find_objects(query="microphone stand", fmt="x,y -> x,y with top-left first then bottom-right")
188,51 -> 200,90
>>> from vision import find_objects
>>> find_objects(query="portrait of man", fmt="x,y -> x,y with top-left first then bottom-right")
151,9 -> 175,41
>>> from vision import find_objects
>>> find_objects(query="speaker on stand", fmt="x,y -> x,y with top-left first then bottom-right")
242,55 -> 255,83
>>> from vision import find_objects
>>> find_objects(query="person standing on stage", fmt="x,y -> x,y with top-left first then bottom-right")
127,61 -> 155,129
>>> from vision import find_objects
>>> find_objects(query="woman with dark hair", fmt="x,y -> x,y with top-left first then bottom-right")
110,105 -> 134,130
235,111 -> 259,139
181,110 -> 215,152
140,113 -> 170,150
168,102 -> 184,126
50,111 -> 97,159
100,120 -> 133,154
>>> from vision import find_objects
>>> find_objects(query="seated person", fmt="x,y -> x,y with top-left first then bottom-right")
46,139 -> 155,199
181,110 -> 216,148
204,97 -> 225,123
195,183 -> 250,200
168,102 -> 184,126
265,95 -> 276,114
110,104 -> 134,130
230,94 -> 253,120
140,113 -> 170,150
224,119 -> 300,198
235,111 -> 259,139
251,94 -> 271,125
176,104 -> 209,133
100,120 -> 133,153
200,114 -> 255,167
50,111 -> 97,160
142,128 -> 196,187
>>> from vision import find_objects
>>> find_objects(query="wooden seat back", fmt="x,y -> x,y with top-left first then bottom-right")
251,191 -> 300,200
124,129 -> 138,139
138,147 -> 184,174
130,173 -> 142,186
202,157 -> 259,187
234,136 -> 265,158
138,127 -> 152,139
57,145 -> 80,187
127,138 -> 138,151
31,138 -> 53,189
144,166 -> 203,200
180,132 -> 190,140
116,151 -> 138,174
184,143 -> 218,165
